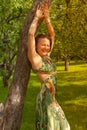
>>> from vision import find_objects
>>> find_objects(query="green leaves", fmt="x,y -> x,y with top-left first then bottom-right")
0,0 -> 87,86
50,0 -> 87,61
0,0 -> 33,86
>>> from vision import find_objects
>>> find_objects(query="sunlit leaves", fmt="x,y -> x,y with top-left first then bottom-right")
0,0 -> 33,84
50,0 -> 87,60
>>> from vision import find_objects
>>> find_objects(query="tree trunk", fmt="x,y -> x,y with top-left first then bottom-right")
0,0 -> 53,130
64,53 -> 69,71
65,58 -> 69,71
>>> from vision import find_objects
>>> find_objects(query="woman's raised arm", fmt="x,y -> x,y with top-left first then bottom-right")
27,6 -> 44,63
43,4 -> 55,53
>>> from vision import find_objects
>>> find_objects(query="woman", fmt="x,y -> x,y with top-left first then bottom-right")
28,4 -> 70,130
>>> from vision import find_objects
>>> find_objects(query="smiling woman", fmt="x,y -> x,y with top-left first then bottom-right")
27,4 -> 70,130
35,34 -> 51,57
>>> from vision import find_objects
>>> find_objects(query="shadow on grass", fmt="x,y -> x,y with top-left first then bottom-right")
56,60 -> 87,66
56,67 -> 87,130
0,62 -> 87,130
21,68 -> 87,130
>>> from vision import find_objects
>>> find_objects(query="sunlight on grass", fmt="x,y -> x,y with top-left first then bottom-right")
55,61 -> 87,130
21,61 -> 87,130
0,62 -> 87,130
65,96 -> 87,106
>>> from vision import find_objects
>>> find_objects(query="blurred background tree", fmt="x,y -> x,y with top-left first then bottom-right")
0,0 -> 33,87
50,0 -> 87,70
0,0 -> 87,86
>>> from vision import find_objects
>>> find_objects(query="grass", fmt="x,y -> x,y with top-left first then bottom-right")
0,61 -> 87,130
56,62 -> 87,130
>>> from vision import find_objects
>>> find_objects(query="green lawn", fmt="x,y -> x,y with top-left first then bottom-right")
0,61 -> 87,130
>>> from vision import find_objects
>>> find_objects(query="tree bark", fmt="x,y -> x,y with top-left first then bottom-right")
65,58 -> 69,71
0,0 -> 53,130
64,52 -> 69,71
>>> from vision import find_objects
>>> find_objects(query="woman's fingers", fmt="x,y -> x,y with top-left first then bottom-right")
35,4 -> 49,19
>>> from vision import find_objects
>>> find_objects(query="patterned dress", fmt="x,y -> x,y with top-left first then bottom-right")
33,56 -> 70,130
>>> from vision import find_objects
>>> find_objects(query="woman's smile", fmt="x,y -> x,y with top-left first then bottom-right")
36,38 -> 51,57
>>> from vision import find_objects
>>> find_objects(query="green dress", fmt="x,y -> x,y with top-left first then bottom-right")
33,56 -> 70,130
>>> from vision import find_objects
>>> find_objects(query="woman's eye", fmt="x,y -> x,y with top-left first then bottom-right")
42,44 -> 45,46
47,45 -> 50,47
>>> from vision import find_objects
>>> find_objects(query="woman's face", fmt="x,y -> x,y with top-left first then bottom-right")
36,37 -> 51,57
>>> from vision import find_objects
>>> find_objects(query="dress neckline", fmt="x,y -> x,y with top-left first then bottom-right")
42,56 -> 52,65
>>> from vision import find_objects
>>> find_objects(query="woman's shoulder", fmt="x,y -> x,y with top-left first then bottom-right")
30,54 -> 43,70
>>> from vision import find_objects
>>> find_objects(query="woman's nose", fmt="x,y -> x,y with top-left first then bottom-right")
45,46 -> 50,51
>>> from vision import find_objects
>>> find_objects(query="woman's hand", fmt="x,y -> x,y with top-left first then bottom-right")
43,4 -> 50,20
35,5 -> 44,19
35,4 -> 50,20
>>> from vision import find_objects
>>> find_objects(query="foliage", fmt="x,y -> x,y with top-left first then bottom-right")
50,0 -> 87,61
0,0 -> 87,85
0,0 -> 33,86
